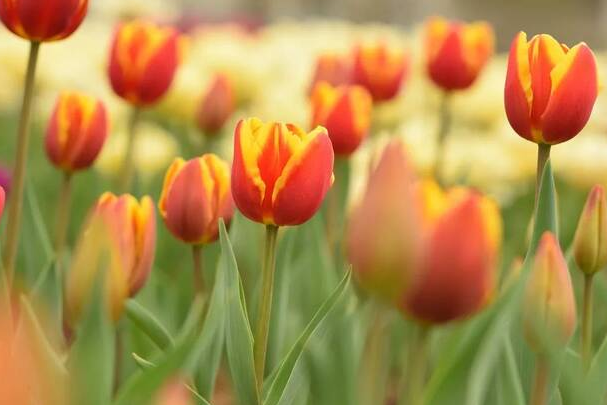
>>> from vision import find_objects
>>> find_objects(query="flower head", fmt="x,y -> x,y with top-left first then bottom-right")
573,185 -> 607,275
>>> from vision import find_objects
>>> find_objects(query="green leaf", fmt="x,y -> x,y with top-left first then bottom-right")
67,280 -> 114,405
263,270 -> 352,405
126,299 -> 174,350
527,159 -> 558,258
220,219 -> 260,405
496,335 -> 525,405
26,180 -> 54,260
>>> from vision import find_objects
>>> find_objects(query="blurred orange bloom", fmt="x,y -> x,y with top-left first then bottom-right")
196,73 -> 236,135
573,185 -> 607,275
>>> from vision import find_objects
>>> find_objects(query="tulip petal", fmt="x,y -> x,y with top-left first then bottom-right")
505,32 -> 534,141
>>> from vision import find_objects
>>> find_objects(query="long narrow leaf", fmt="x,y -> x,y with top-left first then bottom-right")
126,299 -> 174,350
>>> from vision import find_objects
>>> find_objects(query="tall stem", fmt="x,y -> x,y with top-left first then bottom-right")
192,245 -> 204,297
530,356 -> 549,405
400,326 -> 430,405
582,274 -> 594,369
433,92 -> 452,185
118,107 -> 141,192
358,309 -> 390,405
253,224 -> 279,394
3,41 -> 41,284
54,172 -> 73,273
535,143 -> 551,206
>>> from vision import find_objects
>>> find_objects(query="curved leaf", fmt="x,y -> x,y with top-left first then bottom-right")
126,299 -> 174,350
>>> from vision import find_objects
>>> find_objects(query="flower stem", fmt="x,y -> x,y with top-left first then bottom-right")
192,245 -> 204,297
253,224 -> 279,395
54,172 -> 73,273
358,309 -> 391,405
118,107 -> 141,192
3,40 -> 41,284
433,92 -> 452,185
535,143 -> 551,206
582,274 -> 594,369
530,356 -> 549,405
400,325 -> 431,405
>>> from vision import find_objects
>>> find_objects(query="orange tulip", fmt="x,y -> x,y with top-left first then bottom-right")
309,52 -> 352,92
159,154 -> 234,245
231,117 -> 334,226
310,81 -> 373,156
154,379 -> 193,405
347,140 -> 422,303
352,41 -> 409,101
523,232 -> 576,351
108,20 -> 182,106
424,17 -> 494,91
44,91 -> 108,173
505,32 -> 599,144
573,185 -> 607,275
402,181 -> 501,324
0,0 -> 88,42
196,73 -> 235,135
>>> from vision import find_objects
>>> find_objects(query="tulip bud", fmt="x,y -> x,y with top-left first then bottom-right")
309,53 -> 352,92
310,82 -> 373,156
159,154 -> 234,245
0,186 -> 5,220
0,0 -> 88,42
523,232 -> 576,351
573,185 -> 607,275
108,20 -> 182,106
45,91 -> 108,173
231,118 -> 334,226
154,379 -> 193,405
352,42 -> 409,102
403,186 -> 501,324
347,140 -> 422,303
424,17 -> 494,91
505,32 -> 599,144
65,193 -> 156,327
195,73 -> 235,135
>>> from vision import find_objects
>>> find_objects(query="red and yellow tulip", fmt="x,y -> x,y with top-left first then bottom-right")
45,91 -> 108,173
309,52 -> 352,93
523,232 -> 576,351
573,185 -> 607,275
108,20 -> 182,106
196,73 -> 236,135
310,82 -> 373,156
231,118 -> 334,226
505,32 -> 599,144
424,17 -> 494,91
352,41 -> 409,102
0,0 -> 88,42
159,154 -> 234,245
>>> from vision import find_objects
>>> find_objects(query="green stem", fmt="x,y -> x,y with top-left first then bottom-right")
113,327 -> 123,396
582,274 -> 594,369
535,143 -> 551,206
192,245 -> 204,297
358,309 -> 390,405
54,172 -> 73,273
433,92 -> 452,185
400,326 -> 431,405
118,107 -> 141,192
253,224 -> 279,395
530,356 -> 549,405
3,40 -> 41,284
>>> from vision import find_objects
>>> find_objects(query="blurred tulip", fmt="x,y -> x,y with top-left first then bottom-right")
352,41 -> 409,102
45,91 -> 108,173
309,53 -> 352,92
505,32 -> 599,144
196,73 -> 236,135
0,186 -> 5,220
154,379 -> 193,405
159,154 -> 234,244
424,17 -> 494,91
523,232 -> 576,351
65,193 -> 156,327
403,182 -> 501,324
108,20 -> 182,106
0,164 -> 11,196
231,117 -> 334,226
0,0 -> 88,42
573,185 -> 607,275
310,81 -> 373,156
347,140 -> 422,303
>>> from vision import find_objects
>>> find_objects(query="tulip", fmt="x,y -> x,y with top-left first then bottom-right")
309,53 -> 352,92
108,20 -> 182,107
523,232 -> 576,352
196,73 -> 235,135
424,17 -> 494,91
154,379 -> 193,405
45,91 -> 108,173
573,185 -> 607,275
0,186 -> 5,220
504,32 -> 599,145
310,82 -> 373,156
231,117 -> 334,226
0,0 -> 88,42
347,140 -> 422,303
352,41 -> 409,101
159,154 -> 234,245
403,182 -> 501,324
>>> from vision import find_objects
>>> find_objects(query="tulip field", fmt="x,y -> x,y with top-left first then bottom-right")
2,1 -> 607,405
